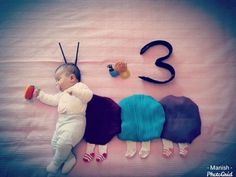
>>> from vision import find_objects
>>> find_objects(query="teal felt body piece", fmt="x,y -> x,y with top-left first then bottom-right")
118,94 -> 165,142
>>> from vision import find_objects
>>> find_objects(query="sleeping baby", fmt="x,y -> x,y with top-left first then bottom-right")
34,63 -> 93,174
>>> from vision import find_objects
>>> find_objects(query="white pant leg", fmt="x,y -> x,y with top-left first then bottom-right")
53,144 -> 72,167
57,114 -> 86,147
51,131 -> 58,151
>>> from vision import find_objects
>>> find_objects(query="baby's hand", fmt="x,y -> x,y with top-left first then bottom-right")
33,87 -> 40,97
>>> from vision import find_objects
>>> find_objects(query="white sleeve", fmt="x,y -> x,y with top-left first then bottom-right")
37,90 -> 60,106
68,83 -> 93,103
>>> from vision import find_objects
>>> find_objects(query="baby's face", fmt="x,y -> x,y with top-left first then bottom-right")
54,69 -> 75,92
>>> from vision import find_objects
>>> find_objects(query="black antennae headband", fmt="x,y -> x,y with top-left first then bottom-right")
75,42 -> 80,66
59,42 -> 67,64
58,42 -> 80,65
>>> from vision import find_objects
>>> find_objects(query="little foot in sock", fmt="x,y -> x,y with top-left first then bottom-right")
162,139 -> 174,159
125,141 -> 137,158
83,152 -> 95,162
139,149 -> 150,159
96,153 -> 107,162
178,143 -> 189,158
96,144 -> 108,162
162,148 -> 174,158
46,161 -> 60,174
125,148 -> 136,158
83,143 -> 95,162
61,153 -> 76,174
139,141 -> 150,159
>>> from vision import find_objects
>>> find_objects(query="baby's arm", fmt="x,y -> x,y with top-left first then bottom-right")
36,89 -> 60,106
67,83 -> 93,103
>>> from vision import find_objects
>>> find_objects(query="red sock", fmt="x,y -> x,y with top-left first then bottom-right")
179,147 -> 189,158
83,152 -> 95,162
96,153 -> 107,162
162,148 -> 174,159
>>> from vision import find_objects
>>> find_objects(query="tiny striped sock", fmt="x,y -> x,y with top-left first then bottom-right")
96,153 -> 107,162
178,143 -> 189,158
162,148 -> 174,159
83,152 -> 95,162
179,147 -> 189,158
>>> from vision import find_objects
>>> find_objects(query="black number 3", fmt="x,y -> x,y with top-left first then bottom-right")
139,40 -> 175,84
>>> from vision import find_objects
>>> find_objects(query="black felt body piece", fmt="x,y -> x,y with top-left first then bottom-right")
84,94 -> 121,145
139,40 -> 175,84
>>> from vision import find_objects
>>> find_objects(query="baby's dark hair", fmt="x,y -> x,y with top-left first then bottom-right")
55,63 -> 81,82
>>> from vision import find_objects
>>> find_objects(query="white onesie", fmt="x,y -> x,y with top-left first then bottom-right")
37,82 -> 93,148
